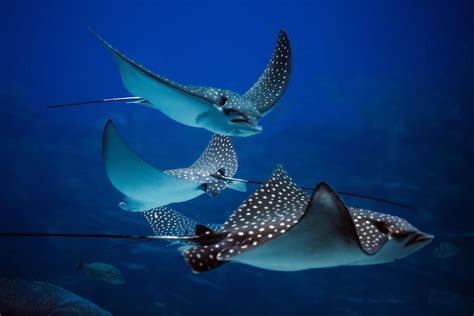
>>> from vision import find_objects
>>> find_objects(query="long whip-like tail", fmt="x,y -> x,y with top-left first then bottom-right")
45,96 -> 143,109
211,174 -> 417,211
0,232 -> 193,240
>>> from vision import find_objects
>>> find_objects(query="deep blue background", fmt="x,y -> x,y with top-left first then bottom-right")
1,0 -> 473,315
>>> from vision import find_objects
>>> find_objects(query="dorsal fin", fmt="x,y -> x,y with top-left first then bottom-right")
190,134 -> 238,177
307,182 -> 358,235
182,165 -> 309,272
244,30 -> 292,116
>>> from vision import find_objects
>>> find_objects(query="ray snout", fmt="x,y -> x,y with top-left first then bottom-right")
233,123 -> 263,136
405,232 -> 434,247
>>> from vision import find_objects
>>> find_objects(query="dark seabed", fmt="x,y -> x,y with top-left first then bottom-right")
1,0 -> 473,315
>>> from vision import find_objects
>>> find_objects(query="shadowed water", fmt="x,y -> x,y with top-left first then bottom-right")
1,0 -> 473,315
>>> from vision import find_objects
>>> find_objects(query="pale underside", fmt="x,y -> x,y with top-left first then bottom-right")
91,32 -> 221,129
102,120 -> 243,211
90,29 -> 291,136
103,120 -> 203,211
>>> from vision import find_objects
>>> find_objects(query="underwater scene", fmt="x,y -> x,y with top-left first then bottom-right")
1,0 -> 473,315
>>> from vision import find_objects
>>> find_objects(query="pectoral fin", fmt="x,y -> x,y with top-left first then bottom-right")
91,29 -> 218,127
244,30 -> 291,116
102,119 -> 200,210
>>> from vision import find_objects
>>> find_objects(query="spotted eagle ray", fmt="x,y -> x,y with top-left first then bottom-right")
48,29 -> 292,137
146,165 -> 433,273
103,119 -> 246,211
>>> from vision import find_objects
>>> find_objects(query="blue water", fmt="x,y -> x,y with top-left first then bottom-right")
1,0 -> 473,315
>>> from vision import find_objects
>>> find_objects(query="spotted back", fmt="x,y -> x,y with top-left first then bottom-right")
182,165 -> 309,272
90,30 -> 217,106
144,207 -> 197,237
163,134 -> 237,196
244,30 -> 292,115
190,134 -> 237,177
144,207 -> 221,239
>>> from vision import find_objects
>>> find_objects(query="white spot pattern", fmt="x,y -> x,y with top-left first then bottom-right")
144,207 -> 220,243
91,30 -> 216,105
190,134 -> 237,175
144,207 -> 197,236
164,134 -> 238,196
244,30 -> 292,114
348,207 -> 415,255
183,165 -> 309,272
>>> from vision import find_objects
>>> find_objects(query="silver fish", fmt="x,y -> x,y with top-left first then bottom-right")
76,261 -> 125,285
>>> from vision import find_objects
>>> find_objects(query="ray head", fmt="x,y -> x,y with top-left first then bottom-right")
349,207 -> 434,264
189,88 -> 263,137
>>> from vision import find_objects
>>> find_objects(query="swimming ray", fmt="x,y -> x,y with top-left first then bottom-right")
103,119 -> 245,211
47,29 -> 292,137
144,207 -> 220,237
179,166 -> 433,273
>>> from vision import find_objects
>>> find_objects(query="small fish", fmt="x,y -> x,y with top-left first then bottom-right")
0,277 -> 112,315
48,29 -> 292,137
76,261 -> 125,284
433,241 -> 460,258
103,119 -> 246,211
147,165 -> 433,273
